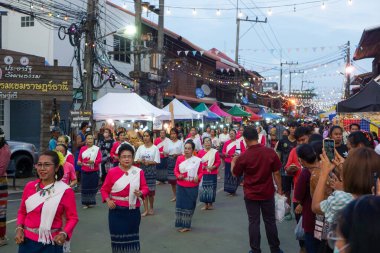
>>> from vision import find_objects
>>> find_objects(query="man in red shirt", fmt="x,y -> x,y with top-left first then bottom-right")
233,126 -> 283,253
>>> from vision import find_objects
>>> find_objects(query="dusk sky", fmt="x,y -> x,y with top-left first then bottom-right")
113,0 -> 379,109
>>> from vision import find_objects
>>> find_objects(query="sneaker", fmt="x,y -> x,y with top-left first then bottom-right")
0,237 -> 8,247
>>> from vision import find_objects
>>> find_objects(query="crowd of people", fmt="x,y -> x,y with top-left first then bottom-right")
0,118 -> 380,253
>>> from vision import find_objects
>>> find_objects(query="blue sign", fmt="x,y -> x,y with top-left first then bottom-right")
252,93 -> 257,99
195,88 -> 205,98
242,96 -> 248,104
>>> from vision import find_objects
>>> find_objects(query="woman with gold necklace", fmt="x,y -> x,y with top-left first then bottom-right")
15,151 -> 78,252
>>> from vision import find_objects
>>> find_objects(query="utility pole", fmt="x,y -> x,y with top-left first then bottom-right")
301,80 -> 314,91
289,70 -> 304,95
83,0 -> 98,112
345,41 -> 351,99
156,0 -> 164,108
280,61 -> 298,92
234,0 -> 267,64
133,0 -> 142,94
0,11 -> 7,49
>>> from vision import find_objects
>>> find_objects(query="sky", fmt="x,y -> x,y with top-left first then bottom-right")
112,0 -> 380,109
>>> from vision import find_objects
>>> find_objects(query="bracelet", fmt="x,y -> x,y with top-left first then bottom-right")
15,226 -> 24,232
59,231 -> 68,239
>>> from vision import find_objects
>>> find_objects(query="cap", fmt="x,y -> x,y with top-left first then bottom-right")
51,126 -> 61,132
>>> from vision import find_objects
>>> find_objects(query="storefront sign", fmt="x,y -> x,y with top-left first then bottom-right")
0,49 -> 73,101
70,110 -> 92,128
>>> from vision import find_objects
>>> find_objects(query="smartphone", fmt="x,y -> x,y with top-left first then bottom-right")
323,139 -> 335,161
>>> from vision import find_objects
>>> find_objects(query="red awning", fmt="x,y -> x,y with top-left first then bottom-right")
244,106 -> 262,121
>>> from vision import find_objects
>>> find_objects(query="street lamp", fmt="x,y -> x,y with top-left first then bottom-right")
100,25 -> 137,39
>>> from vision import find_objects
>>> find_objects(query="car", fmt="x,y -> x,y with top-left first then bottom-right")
7,140 -> 39,178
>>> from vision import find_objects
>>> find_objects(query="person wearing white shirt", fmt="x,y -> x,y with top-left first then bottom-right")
185,127 -> 202,151
135,130 -> 160,216
164,129 -> 184,201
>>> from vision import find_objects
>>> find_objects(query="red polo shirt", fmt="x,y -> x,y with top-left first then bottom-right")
234,144 -> 282,200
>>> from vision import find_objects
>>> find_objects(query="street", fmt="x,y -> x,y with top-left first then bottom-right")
4,178 -> 299,253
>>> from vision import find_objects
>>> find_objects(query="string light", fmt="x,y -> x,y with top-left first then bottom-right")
192,8 -> 197,15
348,0 -> 353,5
321,1 -> 326,10
238,9 -> 243,18
216,9 -> 221,16
167,8 -> 171,15
267,8 -> 273,16
122,2 -> 127,8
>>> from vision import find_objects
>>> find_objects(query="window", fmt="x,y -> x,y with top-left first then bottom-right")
113,35 -> 131,64
0,100 -> 4,125
21,16 -> 34,27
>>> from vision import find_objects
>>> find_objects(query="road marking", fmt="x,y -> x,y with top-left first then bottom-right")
6,218 -> 17,224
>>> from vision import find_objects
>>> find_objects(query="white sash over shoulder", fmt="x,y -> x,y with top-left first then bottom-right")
111,166 -> 141,209
25,181 -> 69,245
179,156 -> 201,181
226,140 -> 241,153
82,145 -> 99,162
201,149 -> 217,167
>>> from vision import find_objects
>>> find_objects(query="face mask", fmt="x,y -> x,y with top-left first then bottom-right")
333,244 -> 349,253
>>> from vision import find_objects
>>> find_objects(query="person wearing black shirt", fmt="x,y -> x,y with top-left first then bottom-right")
329,126 -> 348,158
98,128 -> 115,183
275,122 -> 298,220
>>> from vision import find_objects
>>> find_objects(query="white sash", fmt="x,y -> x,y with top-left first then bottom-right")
226,140 -> 241,153
156,138 -> 167,150
201,149 -> 217,167
25,181 -> 69,245
179,156 -> 201,181
82,145 -> 99,162
111,166 -> 141,209
64,151 -> 72,163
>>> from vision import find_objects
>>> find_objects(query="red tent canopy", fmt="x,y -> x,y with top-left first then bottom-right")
209,103 -> 242,121
244,106 -> 262,121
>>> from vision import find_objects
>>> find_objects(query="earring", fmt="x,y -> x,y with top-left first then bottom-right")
55,174 -> 58,180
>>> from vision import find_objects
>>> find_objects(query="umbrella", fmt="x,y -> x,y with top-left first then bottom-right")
244,106 -> 262,121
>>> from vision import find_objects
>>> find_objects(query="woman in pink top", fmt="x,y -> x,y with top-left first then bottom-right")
15,151 -> 78,253
77,133 -> 102,208
197,137 -> 221,210
56,144 -> 77,188
101,143 -> 149,253
174,140 -> 203,233
222,129 -> 246,195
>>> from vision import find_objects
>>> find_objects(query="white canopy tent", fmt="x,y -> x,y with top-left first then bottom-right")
93,93 -> 170,121
161,98 -> 207,120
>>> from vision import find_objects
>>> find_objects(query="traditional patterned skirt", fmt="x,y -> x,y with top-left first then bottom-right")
140,164 -> 156,195
167,156 -> 177,185
18,238 -> 63,253
199,174 -> 217,204
156,157 -> 168,183
224,162 -> 240,194
81,171 -> 99,206
0,177 -> 8,237
175,185 -> 198,229
109,206 -> 141,253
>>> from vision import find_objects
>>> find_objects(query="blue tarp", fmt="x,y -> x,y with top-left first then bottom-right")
260,113 -> 282,120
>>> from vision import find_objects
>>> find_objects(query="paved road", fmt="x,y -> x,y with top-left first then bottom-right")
4,178 -> 299,253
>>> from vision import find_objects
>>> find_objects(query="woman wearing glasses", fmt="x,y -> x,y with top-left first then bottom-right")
101,144 -> 149,253
15,151 -> 78,252
77,133 -> 102,209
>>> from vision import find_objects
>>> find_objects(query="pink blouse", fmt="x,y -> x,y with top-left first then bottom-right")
62,162 -> 77,185
65,153 -> 75,167
78,146 -> 102,172
100,166 -> 149,207
222,139 -> 247,163
197,149 -> 221,175
17,180 -> 78,242
174,155 -> 203,188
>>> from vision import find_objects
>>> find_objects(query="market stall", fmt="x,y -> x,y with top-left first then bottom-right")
93,92 -> 170,120
194,103 -> 221,120
209,102 -> 242,122
243,106 -> 263,121
227,105 -> 251,117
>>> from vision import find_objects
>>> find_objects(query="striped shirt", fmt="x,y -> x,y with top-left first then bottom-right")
320,190 -> 353,223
